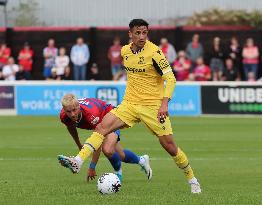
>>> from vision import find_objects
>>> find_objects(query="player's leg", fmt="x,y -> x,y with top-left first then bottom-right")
158,134 -> 201,193
139,105 -> 201,193
102,132 -> 123,181
115,142 -> 152,180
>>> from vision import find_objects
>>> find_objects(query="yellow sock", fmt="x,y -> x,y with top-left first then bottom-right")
173,148 -> 194,180
78,132 -> 104,161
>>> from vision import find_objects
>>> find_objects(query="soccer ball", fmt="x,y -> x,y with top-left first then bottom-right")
97,173 -> 121,194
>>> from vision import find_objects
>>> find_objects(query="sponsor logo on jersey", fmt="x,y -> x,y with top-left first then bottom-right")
91,115 -> 100,125
138,56 -> 145,64
124,66 -> 146,73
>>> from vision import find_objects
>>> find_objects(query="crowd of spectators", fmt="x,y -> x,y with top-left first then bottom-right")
0,33 -> 261,82
172,34 -> 261,81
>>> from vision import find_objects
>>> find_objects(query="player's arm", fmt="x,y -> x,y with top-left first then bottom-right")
66,125 -> 83,150
152,49 -> 176,122
87,146 -> 102,182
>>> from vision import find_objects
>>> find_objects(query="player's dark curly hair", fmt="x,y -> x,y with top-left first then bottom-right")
129,19 -> 149,29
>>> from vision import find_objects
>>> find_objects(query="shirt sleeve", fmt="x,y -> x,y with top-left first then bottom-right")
152,49 -> 176,99
152,49 -> 172,76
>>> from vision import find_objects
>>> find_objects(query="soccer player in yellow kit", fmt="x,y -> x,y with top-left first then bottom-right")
58,19 -> 201,193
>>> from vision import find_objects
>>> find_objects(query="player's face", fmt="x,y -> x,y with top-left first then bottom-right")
64,102 -> 81,122
129,26 -> 148,49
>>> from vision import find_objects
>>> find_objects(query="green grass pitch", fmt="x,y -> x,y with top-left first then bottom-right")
0,116 -> 261,205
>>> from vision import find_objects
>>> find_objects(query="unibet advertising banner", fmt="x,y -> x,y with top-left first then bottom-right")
202,85 -> 262,114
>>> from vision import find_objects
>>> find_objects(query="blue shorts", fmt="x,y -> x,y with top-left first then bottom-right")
114,129 -> 120,142
43,66 -> 52,78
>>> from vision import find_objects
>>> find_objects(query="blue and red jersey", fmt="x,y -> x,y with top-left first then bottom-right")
60,98 -> 113,130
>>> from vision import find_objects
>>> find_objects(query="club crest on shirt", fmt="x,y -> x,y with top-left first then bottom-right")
159,59 -> 169,69
91,115 -> 100,125
138,56 -> 145,64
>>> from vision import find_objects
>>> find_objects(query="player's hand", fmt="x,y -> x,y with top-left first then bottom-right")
158,98 -> 169,123
87,168 -> 97,182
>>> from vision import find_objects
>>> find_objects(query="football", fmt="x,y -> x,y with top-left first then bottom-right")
97,173 -> 121,194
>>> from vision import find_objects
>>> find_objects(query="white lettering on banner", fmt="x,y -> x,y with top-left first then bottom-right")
21,101 -> 51,110
53,100 -> 62,110
169,100 -> 195,111
0,92 -> 13,99
97,88 -> 118,107
43,89 -> 89,100
218,88 -> 262,103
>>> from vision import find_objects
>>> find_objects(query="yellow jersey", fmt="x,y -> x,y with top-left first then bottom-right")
121,40 -> 174,105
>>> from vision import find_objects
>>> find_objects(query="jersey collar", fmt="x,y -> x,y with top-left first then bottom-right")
130,40 -> 147,54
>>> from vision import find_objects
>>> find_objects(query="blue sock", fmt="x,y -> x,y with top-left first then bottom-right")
123,149 -> 140,164
108,152 -> 121,171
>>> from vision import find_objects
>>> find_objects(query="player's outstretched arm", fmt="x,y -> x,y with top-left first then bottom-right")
87,147 -> 102,182
66,126 -> 83,150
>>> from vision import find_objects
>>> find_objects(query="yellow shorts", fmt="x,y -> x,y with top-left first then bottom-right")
110,100 -> 173,136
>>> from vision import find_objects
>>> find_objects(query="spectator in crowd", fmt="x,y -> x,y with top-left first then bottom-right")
209,37 -> 225,81
173,50 -> 191,81
49,68 -> 59,80
63,66 -> 71,80
43,38 -> 58,80
222,58 -> 239,81
107,37 -> 122,80
2,57 -> 19,81
18,42 -> 34,80
55,47 -> 70,80
89,63 -> 101,80
242,38 -> 259,81
226,36 -> 242,76
70,37 -> 90,80
186,34 -> 204,68
16,65 -> 27,80
0,42 -> 11,71
191,57 -> 211,81
159,38 -> 177,66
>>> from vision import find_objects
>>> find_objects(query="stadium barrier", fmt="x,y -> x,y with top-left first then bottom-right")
0,81 -> 261,116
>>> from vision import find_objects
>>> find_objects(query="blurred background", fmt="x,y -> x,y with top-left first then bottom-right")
1,0 -> 262,116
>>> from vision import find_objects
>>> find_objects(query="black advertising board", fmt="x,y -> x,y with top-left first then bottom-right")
202,85 -> 262,114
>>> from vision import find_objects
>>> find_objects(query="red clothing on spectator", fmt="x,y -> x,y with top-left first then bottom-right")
242,46 -> 259,64
194,65 -> 211,81
0,47 -> 11,65
18,49 -> 34,71
173,59 -> 191,81
108,45 -> 122,65
161,45 -> 168,56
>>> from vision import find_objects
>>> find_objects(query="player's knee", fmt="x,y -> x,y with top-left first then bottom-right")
95,123 -> 110,136
102,144 -> 114,157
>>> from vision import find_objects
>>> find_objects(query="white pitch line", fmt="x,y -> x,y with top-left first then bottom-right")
0,157 -> 261,161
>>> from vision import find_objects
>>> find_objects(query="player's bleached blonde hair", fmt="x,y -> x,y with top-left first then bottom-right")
61,93 -> 78,107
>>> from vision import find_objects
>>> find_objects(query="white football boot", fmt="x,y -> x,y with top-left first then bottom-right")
189,177 -> 202,194
58,155 -> 81,174
139,155 -> 153,180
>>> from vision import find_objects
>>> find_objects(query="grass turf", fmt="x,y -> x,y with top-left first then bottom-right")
0,116 -> 261,205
